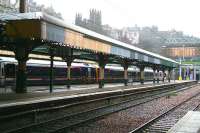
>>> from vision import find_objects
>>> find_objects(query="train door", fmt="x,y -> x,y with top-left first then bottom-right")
0,62 -> 5,87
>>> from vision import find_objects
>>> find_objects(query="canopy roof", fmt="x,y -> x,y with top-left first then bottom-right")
1,12 -> 179,68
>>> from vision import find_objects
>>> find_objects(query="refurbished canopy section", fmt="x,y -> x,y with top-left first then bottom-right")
1,12 -> 178,68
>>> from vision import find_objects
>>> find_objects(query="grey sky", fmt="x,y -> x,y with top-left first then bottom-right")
34,0 -> 200,37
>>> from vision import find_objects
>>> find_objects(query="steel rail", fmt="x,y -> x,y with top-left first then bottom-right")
130,84 -> 200,133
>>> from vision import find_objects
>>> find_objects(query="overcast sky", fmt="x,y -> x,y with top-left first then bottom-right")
34,0 -> 200,37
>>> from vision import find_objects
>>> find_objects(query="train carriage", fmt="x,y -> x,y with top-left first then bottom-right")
0,57 -> 154,86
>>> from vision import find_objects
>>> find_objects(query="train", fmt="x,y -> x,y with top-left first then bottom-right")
0,57 -> 157,86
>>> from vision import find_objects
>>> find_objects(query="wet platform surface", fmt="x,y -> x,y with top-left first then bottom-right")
0,82 -> 154,93
168,111 -> 200,133
0,80 -> 188,108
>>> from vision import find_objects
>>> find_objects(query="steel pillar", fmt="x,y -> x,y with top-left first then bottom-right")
162,68 -> 165,82
98,54 -> 107,88
99,65 -> 105,88
123,63 -> 129,86
139,66 -> 145,84
153,67 -> 156,84
66,59 -> 73,89
63,48 -> 74,89
15,47 -> 29,93
49,48 -> 54,93
157,69 -> 160,83
168,68 -> 172,83
16,60 -> 27,93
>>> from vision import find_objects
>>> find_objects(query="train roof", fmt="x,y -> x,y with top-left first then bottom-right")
0,57 -> 97,68
0,56 -> 153,72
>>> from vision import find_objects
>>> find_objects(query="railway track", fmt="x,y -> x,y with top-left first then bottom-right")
130,85 -> 200,133
0,82 -> 197,133
194,103 -> 200,111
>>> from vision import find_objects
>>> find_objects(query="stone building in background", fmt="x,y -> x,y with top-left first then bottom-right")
75,9 -> 103,34
75,9 -> 140,46
120,26 -> 140,44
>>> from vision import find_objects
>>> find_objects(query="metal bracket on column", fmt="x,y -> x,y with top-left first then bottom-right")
98,54 -> 107,67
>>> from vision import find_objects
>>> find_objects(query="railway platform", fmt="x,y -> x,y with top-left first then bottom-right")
168,111 -> 200,133
0,81 -> 156,94
0,80 -> 193,108
0,80 -> 197,133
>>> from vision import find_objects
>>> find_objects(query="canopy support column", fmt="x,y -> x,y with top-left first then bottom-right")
153,67 -> 156,84
162,68 -> 165,83
157,69 -> 160,83
139,66 -> 145,84
168,68 -> 172,83
49,48 -> 55,93
66,58 -> 73,89
122,61 -> 129,86
63,48 -> 74,89
14,47 -> 29,93
98,54 -> 107,88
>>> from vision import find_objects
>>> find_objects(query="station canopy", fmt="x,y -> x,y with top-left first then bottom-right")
0,12 -> 179,68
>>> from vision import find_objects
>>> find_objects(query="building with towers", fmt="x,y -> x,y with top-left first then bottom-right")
75,9 -> 104,34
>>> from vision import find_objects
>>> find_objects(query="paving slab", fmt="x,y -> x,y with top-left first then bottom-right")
167,111 -> 200,133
